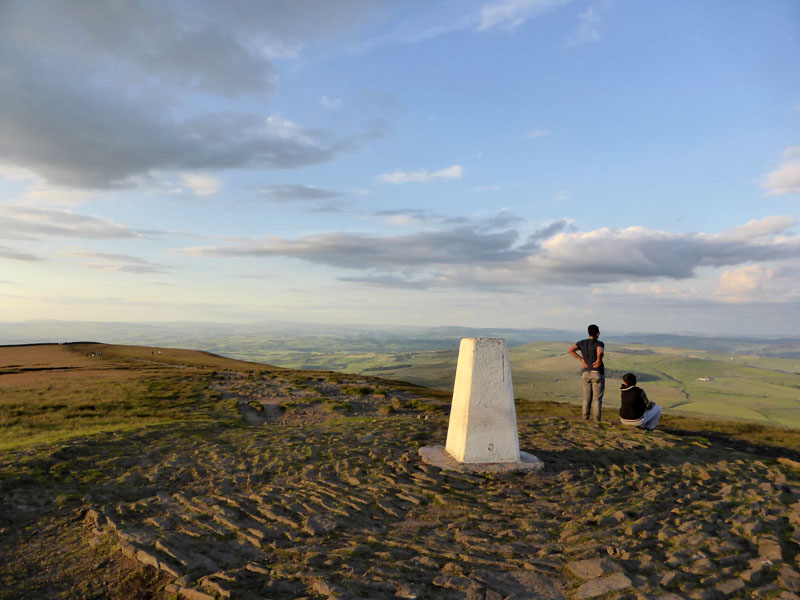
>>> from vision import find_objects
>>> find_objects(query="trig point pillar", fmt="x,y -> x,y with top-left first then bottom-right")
419,337 -> 542,472
446,338 -> 520,463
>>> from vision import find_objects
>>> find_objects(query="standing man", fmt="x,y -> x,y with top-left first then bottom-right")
568,324 -> 605,421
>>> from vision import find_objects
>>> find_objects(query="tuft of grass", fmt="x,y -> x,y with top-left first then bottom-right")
325,400 -> 352,413
340,385 -> 373,396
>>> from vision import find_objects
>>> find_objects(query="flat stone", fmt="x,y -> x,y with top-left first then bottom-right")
715,578 -> 745,596
780,566 -> 800,592
311,580 -> 345,598
432,574 -> 472,589
574,572 -> 632,598
659,571 -> 678,586
566,558 -> 622,579
177,587 -> 216,600
759,537 -> 783,561
135,548 -> 160,570
304,515 -> 339,536
472,569 -> 566,600
625,516 -> 657,535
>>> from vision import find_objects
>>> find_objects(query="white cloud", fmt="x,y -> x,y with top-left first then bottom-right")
711,215 -> 797,241
478,0 -> 571,31
714,264 -> 800,303
180,173 -> 222,197
377,164 -> 464,184
764,146 -> 800,195
566,7 -> 603,46
320,96 -> 342,109
0,244 -> 41,262
0,205 -> 143,240
525,129 -> 551,138
16,184 -> 93,207
714,265 -> 775,301
180,215 -> 800,294
67,248 -> 169,274
533,218 -> 800,281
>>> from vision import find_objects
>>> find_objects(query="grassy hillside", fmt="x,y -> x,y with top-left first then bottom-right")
0,343 -> 281,451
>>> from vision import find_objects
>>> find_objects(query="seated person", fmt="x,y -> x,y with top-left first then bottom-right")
619,373 -> 662,430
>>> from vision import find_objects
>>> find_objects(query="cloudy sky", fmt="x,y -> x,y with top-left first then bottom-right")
1,0 -> 799,335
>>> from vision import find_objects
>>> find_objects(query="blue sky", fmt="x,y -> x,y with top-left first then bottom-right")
1,0 -> 799,335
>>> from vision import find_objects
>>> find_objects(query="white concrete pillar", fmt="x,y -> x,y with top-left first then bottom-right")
445,338 -> 520,463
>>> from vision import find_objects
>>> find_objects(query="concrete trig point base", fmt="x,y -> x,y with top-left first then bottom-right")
420,338 -> 543,473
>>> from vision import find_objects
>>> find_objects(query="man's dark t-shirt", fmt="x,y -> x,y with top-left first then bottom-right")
575,338 -> 605,375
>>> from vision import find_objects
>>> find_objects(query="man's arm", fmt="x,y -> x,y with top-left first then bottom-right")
592,345 -> 604,369
568,344 -> 588,369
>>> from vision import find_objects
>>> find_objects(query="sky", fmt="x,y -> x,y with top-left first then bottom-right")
1,0 -> 799,336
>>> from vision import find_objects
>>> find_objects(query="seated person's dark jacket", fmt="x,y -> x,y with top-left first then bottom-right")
619,385 -> 648,420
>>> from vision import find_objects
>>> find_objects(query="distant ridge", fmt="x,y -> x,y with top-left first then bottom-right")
2,320 -> 798,358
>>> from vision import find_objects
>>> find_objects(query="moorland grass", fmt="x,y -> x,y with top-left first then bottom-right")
0,343 -> 276,452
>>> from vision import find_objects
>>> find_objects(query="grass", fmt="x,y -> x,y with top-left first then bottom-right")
0,343 -> 277,451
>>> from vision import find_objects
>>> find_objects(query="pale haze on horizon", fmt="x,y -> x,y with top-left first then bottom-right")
1,1 -> 799,336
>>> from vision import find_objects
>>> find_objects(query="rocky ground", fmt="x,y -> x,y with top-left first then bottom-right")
3,369 -> 800,599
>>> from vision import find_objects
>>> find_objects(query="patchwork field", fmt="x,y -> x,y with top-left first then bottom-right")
3,343 -> 800,599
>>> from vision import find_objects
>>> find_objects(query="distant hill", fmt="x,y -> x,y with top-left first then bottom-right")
2,319 -> 799,357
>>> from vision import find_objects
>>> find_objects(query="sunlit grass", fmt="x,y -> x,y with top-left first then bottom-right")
0,343 -> 247,451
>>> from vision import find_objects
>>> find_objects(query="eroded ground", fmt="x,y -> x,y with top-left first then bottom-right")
3,357 -> 800,599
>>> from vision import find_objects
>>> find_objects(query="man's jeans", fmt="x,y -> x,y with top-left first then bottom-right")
581,370 -> 605,421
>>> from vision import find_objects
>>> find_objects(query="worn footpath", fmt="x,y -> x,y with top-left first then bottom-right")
3,370 -> 800,599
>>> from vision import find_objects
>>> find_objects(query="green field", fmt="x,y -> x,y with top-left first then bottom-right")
238,340 -> 800,428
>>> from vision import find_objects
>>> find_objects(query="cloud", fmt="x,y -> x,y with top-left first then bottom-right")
533,218 -> 800,282
183,227 -> 527,269
377,164 -> 464,184
68,249 -> 169,274
0,205 -> 143,240
367,209 -> 517,229
181,216 -> 800,291
257,184 -> 342,202
764,146 -> 800,195
338,275 -> 434,289
714,265 -> 775,301
714,264 -> 800,303
0,1 -> 383,188
181,173 -> 221,197
320,96 -> 342,109
525,129 -> 551,138
181,217 -> 568,273
0,245 -> 41,262
566,7 -> 603,46
478,0 -> 571,31
86,263 -> 167,275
